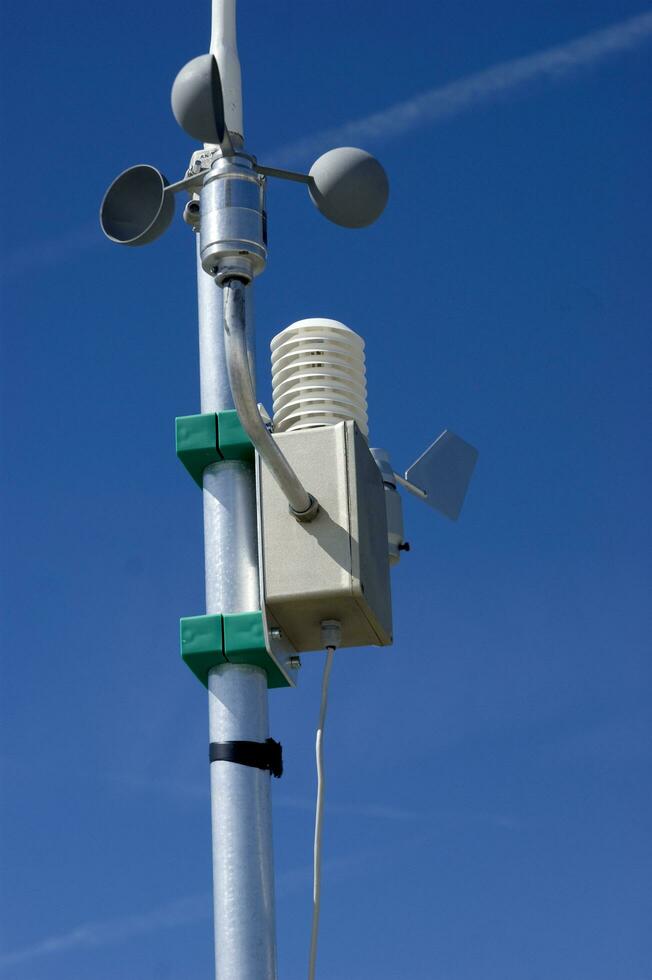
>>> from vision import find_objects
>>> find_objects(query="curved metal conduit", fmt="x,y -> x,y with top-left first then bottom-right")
223,279 -> 319,521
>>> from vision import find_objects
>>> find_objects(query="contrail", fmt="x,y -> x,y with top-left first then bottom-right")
0,848 -> 377,969
1,221 -> 101,281
0,893 -> 209,970
273,10 -> 652,165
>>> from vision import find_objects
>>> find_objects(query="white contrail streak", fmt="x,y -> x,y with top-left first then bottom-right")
0,849 -> 376,969
0,894 -> 209,970
274,10 -> 652,165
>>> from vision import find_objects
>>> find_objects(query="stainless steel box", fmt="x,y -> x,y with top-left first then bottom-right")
256,421 -> 393,653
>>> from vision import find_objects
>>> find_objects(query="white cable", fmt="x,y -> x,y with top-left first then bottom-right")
308,645 -> 336,980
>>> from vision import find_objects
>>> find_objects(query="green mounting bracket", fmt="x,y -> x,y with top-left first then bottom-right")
217,411 -> 255,463
180,610 -> 291,689
176,410 -> 254,487
180,613 -> 226,685
223,611 -> 290,689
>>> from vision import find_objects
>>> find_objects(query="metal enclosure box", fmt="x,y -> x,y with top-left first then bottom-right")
256,421 -> 393,653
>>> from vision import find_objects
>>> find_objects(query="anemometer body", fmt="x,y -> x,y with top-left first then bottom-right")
200,152 -> 267,285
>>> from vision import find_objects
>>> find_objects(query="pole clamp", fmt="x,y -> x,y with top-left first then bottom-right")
209,738 -> 283,778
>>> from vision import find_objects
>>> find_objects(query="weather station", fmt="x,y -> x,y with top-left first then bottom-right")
100,2 -> 477,977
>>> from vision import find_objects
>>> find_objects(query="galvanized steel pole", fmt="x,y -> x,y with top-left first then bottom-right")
199,3 -> 278,977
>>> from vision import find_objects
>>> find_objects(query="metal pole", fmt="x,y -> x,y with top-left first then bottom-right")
198,227 -> 278,980
198,3 -> 278,977
210,0 -> 243,142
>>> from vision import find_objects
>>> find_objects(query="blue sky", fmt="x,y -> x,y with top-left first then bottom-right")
1,2 -> 651,978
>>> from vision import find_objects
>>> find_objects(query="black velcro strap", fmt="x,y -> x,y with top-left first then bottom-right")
209,738 -> 283,778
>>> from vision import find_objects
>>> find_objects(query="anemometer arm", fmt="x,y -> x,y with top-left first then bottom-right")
163,163 -> 313,197
164,173 -> 205,195
254,164 -> 314,186
223,280 -> 320,522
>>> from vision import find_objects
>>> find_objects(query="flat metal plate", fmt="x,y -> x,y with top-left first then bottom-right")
255,452 -> 299,686
406,430 -> 478,521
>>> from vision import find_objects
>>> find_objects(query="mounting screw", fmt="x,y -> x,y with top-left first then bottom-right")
289,656 -> 302,670
398,541 -> 411,552
270,627 -> 282,639
183,200 -> 201,230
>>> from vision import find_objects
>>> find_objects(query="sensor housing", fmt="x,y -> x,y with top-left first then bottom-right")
256,421 -> 393,653
200,153 -> 267,284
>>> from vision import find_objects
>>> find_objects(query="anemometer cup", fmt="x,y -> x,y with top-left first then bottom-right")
171,53 -> 227,146
308,147 -> 389,228
100,165 -> 175,246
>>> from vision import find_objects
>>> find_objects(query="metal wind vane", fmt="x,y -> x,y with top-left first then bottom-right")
100,3 -> 477,977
